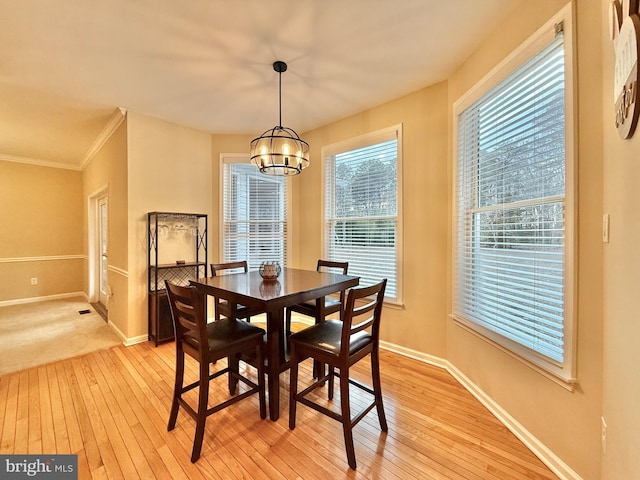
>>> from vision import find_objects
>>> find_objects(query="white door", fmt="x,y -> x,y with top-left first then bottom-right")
98,195 -> 109,307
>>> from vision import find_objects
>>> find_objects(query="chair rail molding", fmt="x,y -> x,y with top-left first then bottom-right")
0,254 -> 85,263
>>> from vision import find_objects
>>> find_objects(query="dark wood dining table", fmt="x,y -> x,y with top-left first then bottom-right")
190,267 -> 359,420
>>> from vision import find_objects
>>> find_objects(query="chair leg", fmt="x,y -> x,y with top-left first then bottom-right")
339,367 -> 357,470
288,345 -> 299,430
328,366 -> 335,400
228,354 -> 239,395
191,360 -> 211,463
371,349 -> 388,432
168,348 -> 184,431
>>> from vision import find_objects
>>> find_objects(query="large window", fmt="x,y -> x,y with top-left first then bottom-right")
222,156 -> 289,269
453,7 -> 575,384
323,126 -> 402,303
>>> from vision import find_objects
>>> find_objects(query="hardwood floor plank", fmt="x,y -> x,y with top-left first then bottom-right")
14,371 -> 29,453
70,356 -> 135,480
156,443 -> 190,480
0,374 -> 9,438
38,366 -> 56,454
61,360 -> 102,471
27,369 -> 43,454
0,373 -> 18,453
66,358 -> 123,479
46,363 -> 71,453
76,448 -> 92,480
54,362 -> 84,454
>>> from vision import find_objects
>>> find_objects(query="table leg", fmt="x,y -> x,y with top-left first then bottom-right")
266,308 -> 284,420
313,297 -> 326,379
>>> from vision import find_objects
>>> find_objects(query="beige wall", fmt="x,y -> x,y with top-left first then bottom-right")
447,1 -> 603,478
297,82 -> 450,358
82,120 -> 128,335
601,0 -> 640,477
127,112 -> 212,339
0,161 -> 83,302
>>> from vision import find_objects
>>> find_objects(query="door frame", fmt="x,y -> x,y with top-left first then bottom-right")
88,186 -> 109,305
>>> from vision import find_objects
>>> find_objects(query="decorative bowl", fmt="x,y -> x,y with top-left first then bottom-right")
259,261 -> 281,280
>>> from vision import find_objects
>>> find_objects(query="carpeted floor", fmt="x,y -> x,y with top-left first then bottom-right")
0,297 -> 122,376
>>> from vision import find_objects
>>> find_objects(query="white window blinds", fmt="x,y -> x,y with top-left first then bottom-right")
455,32 -> 567,365
222,159 -> 288,270
324,128 -> 400,302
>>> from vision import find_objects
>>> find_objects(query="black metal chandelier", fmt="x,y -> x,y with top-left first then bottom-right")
250,61 -> 310,176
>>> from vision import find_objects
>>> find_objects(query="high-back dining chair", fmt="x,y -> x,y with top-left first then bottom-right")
210,261 -> 265,322
285,260 -> 349,336
288,279 -> 387,470
165,280 -> 266,463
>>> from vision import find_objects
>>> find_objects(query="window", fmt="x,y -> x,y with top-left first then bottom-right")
323,125 -> 402,303
222,156 -> 289,269
453,7 -> 575,384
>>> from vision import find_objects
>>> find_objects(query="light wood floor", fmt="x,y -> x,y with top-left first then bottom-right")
0,341 -> 559,479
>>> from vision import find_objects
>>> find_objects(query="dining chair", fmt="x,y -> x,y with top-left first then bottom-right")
288,279 -> 387,470
165,280 -> 266,463
285,260 -> 349,337
211,261 -> 264,322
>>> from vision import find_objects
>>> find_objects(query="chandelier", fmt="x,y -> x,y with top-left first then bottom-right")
250,61 -> 310,176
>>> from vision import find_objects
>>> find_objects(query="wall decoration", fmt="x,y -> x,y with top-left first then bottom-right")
610,0 -> 640,139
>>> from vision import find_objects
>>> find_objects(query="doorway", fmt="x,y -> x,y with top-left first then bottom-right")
89,189 -> 109,320
98,194 -> 109,309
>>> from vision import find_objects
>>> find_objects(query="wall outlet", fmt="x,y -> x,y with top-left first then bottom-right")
601,416 -> 607,454
30,277 -> 38,285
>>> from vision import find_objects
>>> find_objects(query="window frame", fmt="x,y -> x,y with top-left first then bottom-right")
219,153 -> 292,269
451,4 -> 576,387
321,124 -> 404,305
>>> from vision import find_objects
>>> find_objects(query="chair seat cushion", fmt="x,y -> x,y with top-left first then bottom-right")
184,319 -> 265,352
289,319 -> 370,356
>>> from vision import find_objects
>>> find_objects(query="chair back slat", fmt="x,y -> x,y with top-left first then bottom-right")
340,279 -> 386,356
317,260 -> 349,312
211,261 -> 249,276
165,281 -> 207,352
317,260 -> 349,275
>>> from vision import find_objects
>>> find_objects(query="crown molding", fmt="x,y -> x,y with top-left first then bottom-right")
80,107 -> 127,170
0,107 -> 127,172
0,153 -> 82,171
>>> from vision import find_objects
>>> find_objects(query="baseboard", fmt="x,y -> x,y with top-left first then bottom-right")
0,291 -> 88,308
380,340 -> 449,369
380,341 -> 582,480
105,320 -> 147,347
124,334 -> 149,347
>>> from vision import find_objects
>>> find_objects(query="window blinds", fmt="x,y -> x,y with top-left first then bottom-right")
223,161 -> 288,270
325,134 -> 398,300
456,33 -> 566,363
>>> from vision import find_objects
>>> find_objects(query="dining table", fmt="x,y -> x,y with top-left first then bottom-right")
190,267 -> 360,420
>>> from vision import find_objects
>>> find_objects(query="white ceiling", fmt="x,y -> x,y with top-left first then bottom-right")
0,0 -> 523,169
